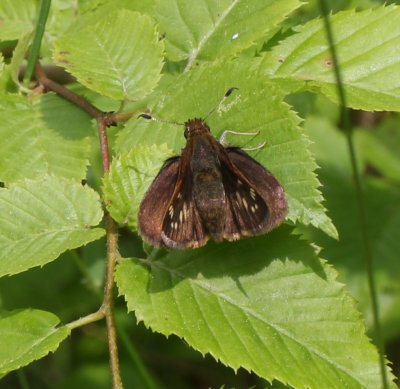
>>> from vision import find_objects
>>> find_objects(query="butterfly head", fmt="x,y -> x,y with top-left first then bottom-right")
184,118 -> 210,139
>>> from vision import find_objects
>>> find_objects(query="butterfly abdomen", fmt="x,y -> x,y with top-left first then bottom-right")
186,130 -> 225,240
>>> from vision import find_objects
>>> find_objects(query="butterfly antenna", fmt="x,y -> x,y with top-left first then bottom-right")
203,87 -> 238,121
138,113 -> 183,126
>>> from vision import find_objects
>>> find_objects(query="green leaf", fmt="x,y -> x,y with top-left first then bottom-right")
116,61 -> 337,238
0,309 -> 69,375
0,175 -> 105,277
53,10 -> 164,101
77,0 -> 157,20
0,0 -> 36,41
0,64 -> 13,94
10,33 -> 32,87
303,115 -> 400,340
0,94 -> 92,183
259,5 -> 400,111
103,144 -> 174,229
155,0 -> 303,68
116,227 -> 394,389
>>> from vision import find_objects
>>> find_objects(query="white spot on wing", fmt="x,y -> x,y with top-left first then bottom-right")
183,202 -> 188,219
236,192 -> 242,204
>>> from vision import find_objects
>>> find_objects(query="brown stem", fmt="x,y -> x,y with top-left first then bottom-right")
96,101 -> 123,389
101,213 -> 123,389
35,63 -> 123,388
35,64 -> 103,118
97,117 -> 111,173
34,63 -> 129,127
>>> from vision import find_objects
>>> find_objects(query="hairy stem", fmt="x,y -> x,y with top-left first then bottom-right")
102,214 -> 122,389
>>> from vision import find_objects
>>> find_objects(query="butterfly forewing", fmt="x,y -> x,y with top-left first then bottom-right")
161,166 -> 208,249
138,157 -> 181,248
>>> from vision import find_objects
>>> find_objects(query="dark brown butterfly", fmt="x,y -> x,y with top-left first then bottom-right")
138,90 -> 287,249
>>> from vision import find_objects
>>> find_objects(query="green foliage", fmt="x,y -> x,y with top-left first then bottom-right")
0,0 -> 37,41
0,309 -> 70,375
103,144 -> 174,229
303,114 -> 400,341
0,94 -> 92,183
10,33 -> 32,87
0,175 -> 105,277
0,0 -> 399,388
155,0 -> 303,65
116,227 -> 386,389
53,10 -> 164,101
260,5 -> 400,111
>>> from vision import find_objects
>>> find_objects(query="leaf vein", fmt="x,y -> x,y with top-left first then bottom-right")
185,0 -> 240,71
148,260 -> 367,385
190,283 -> 227,358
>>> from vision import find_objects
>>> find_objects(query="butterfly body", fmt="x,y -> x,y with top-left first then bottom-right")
138,118 -> 287,249
186,120 -> 226,241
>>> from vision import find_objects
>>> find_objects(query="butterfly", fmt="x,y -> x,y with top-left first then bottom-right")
138,105 -> 287,249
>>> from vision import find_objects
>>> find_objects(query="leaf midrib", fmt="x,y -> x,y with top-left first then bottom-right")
145,257 -> 369,387
185,0 -> 239,72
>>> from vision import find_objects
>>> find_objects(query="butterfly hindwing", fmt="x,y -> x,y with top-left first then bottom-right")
220,157 -> 269,239
221,147 -> 287,239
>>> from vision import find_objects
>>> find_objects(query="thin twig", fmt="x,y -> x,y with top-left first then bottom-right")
94,86 -> 123,389
318,2 -> 388,388
67,310 -> 105,330
102,214 -> 123,389
35,64 -> 124,388
35,64 -> 133,125
35,64 -> 104,118
97,117 -> 111,173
